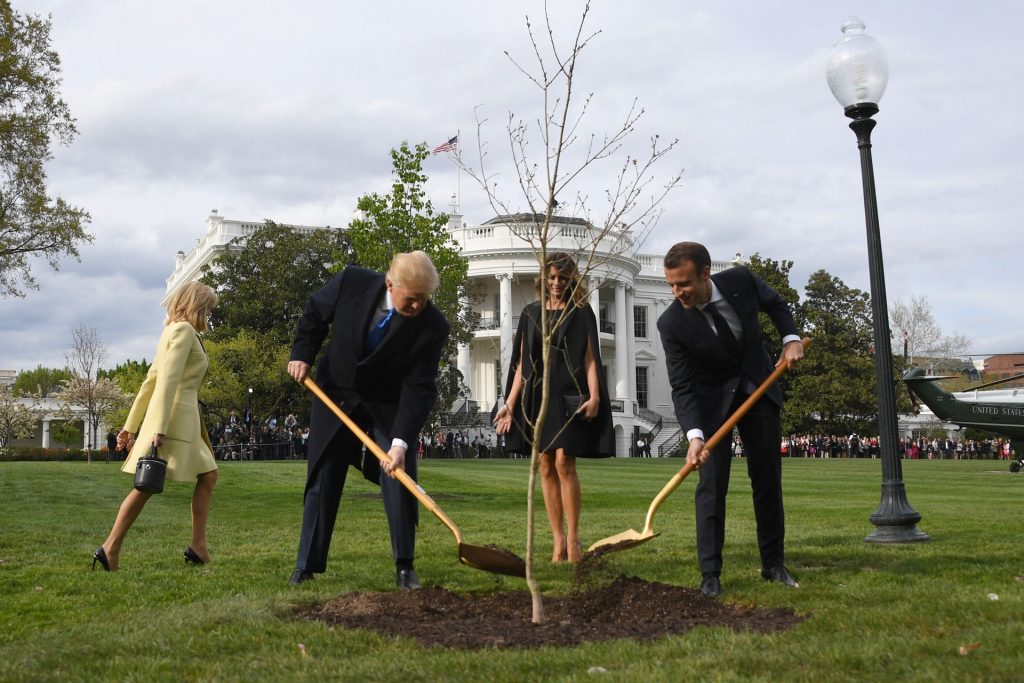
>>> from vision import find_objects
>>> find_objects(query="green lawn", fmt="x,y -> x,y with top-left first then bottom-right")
0,458 -> 1021,682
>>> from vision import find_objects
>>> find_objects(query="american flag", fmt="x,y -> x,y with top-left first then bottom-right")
432,135 -> 458,155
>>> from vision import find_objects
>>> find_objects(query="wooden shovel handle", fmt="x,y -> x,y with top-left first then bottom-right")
643,337 -> 811,532
303,377 -> 464,544
700,337 -> 811,456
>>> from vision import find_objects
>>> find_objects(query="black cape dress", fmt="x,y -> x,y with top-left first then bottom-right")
502,300 -> 615,457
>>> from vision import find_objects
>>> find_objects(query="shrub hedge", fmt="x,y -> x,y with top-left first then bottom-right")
0,447 -> 126,462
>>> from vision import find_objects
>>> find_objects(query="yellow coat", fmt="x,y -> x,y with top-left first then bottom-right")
121,321 -> 217,482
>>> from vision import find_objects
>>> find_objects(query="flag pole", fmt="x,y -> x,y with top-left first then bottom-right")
456,129 -> 461,214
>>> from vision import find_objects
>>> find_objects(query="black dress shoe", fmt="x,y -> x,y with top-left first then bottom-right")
761,565 -> 799,588
699,574 -> 721,598
184,547 -> 206,566
396,568 -> 420,590
288,569 -> 315,585
92,547 -> 111,572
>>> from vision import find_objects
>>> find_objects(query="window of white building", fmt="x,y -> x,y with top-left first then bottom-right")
636,366 -> 649,409
633,305 -> 648,338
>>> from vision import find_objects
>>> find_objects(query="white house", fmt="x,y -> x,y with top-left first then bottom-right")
163,209 -> 326,307
165,210 -> 749,457
164,210 -> 980,453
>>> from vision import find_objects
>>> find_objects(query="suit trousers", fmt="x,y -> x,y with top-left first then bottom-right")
694,392 -> 784,576
295,419 -> 418,573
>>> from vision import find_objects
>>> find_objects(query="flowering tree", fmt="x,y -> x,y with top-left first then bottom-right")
0,383 -> 41,447
59,325 -> 130,460
56,375 -> 129,458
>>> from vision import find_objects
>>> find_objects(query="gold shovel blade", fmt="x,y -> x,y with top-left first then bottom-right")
458,543 -> 526,578
587,529 -> 661,554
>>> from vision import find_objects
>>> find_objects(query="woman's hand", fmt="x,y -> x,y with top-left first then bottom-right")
493,404 -> 513,435
151,434 -> 165,448
578,396 -> 600,420
116,429 -> 135,451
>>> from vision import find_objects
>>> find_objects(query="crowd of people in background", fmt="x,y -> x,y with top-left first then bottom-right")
768,434 -> 1015,460
418,429 -> 501,459
111,414 -> 1020,464
203,419 -> 513,461
208,410 -> 308,460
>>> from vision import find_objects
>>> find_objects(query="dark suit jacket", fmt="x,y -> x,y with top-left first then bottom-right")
291,266 -> 450,475
657,266 -> 797,437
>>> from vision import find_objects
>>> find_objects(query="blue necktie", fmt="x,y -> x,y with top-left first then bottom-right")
366,308 -> 394,352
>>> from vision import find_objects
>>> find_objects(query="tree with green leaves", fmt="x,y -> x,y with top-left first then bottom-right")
202,331 -> 300,426
200,221 -> 353,347
745,254 -> 801,349
0,3 -> 91,298
784,269 -> 913,435
347,141 -> 476,421
98,359 -> 151,393
745,254 -> 802,401
12,365 -> 71,397
49,419 -> 82,449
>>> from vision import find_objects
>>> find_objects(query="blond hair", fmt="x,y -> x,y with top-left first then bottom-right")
387,250 -> 440,294
166,282 -> 219,332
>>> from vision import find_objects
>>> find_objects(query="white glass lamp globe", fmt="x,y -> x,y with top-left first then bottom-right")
826,16 -> 889,108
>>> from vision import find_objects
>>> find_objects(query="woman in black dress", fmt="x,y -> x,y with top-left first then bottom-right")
494,253 -> 614,562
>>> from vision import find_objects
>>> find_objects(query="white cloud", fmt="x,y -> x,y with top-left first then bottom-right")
5,0 -> 1024,374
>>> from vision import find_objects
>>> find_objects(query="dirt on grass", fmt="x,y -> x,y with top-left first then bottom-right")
297,572 -> 807,650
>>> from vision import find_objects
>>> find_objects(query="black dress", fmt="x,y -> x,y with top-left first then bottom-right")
503,301 -> 614,457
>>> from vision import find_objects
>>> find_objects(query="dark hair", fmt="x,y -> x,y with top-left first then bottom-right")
535,251 -> 589,306
663,241 -> 711,271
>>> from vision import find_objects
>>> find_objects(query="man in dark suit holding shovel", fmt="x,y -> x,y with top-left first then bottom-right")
658,242 -> 803,598
286,251 -> 450,589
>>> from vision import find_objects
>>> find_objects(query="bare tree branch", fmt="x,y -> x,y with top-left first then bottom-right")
60,325 -> 128,459
890,294 -> 971,367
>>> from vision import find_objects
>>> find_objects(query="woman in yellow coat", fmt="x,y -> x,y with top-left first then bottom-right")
93,282 -> 219,571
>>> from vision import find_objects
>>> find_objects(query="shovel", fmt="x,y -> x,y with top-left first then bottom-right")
587,337 -> 810,555
303,378 -> 526,578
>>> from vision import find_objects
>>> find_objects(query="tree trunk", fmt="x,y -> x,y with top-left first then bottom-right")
525,449 -> 544,623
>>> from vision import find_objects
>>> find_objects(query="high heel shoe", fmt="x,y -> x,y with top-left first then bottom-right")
184,547 -> 207,566
92,547 -> 111,572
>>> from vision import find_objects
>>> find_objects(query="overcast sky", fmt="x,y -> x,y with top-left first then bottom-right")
3,0 -> 1022,373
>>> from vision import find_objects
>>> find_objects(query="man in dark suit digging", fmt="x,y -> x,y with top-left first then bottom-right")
286,251 -> 450,589
658,241 -> 804,598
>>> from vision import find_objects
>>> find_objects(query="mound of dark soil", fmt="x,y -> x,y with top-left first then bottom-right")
298,575 -> 806,649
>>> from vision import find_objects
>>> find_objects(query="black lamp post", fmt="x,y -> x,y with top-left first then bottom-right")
247,387 -> 254,427
826,17 -> 929,543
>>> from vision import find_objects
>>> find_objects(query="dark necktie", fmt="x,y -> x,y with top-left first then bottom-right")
706,301 -> 740,357
366,308 -> 394,352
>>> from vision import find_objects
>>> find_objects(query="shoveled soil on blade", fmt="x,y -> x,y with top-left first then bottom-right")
297,574 -> 807,650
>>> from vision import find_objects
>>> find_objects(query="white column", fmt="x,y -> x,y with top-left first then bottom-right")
457,343 -> 471,396
614,281 -> 628,401
589,276 -> 600,324
456,293 -> 472,401
41,418 -> 50,448
497,273 -> 513,392
625,285 -> 636,410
